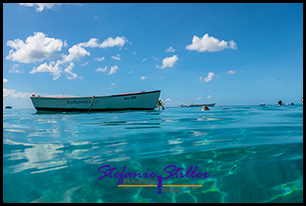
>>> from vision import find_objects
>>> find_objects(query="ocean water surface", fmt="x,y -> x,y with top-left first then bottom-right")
3,105 -> 303,203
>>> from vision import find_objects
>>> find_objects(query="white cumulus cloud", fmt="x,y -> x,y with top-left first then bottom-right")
94,57 -> 105,61
111,54 -> 121,61
27,38 -> 90,80
62,44 -> 90,63
78,38 -> 100,48
19,3 -> 62,12
200,72 -> 215,82
30,61 -> 62,80
63,40 -> 68,47
157,55 -> 179,69
100,36 -> 128,49
186,33 -> 237,52
6,33 -> 130,80
3,88 -> 33,99
227,70 -> 237,74
166,46 -> 176,53
79,62 -> 88,67
3,88 -> 75,99
3,78 -> 8,83
108,65 -> 118,75
105,83 -> 117,90
96,66 -> 107,72
6,32 -> 63,63
208,95 -> 212,99
64,62 -> 79,80
8,64 -> 23,73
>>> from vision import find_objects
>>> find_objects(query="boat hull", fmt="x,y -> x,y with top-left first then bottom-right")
180,103 -> 216,107
30,90 -> 161,112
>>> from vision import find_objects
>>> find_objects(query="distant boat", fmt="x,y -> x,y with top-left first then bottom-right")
180,103 -> 216,107
30,90 -> 161,112
259,104 -> 266,106
5,106 -> 12,109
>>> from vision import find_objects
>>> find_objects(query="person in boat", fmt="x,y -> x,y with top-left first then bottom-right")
201,106 -> 209,111
278,100 -> 284,106
301,97 -> 303,102
291,103 -> 294,105
157,99 -> 165,110
180,103 -> 184,107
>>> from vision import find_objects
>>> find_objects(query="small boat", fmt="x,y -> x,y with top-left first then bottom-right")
259,104 -> 266,106
180,103 -> 216,107
30,90 -> 161,112
5,106 -> 12,109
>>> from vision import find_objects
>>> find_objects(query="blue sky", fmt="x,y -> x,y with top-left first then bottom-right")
3,3 -> 303,108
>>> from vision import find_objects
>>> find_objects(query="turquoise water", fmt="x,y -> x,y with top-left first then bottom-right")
3,105 -> 303,203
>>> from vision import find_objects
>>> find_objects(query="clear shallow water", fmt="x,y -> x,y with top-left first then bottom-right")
3,105 -> 303,203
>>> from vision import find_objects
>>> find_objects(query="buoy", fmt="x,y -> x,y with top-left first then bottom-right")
201,106 -> 209,111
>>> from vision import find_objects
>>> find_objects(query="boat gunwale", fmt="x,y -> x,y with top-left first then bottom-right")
180,103 -> 216,107
30,90 -> 161,99
189,103 -> 216,106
